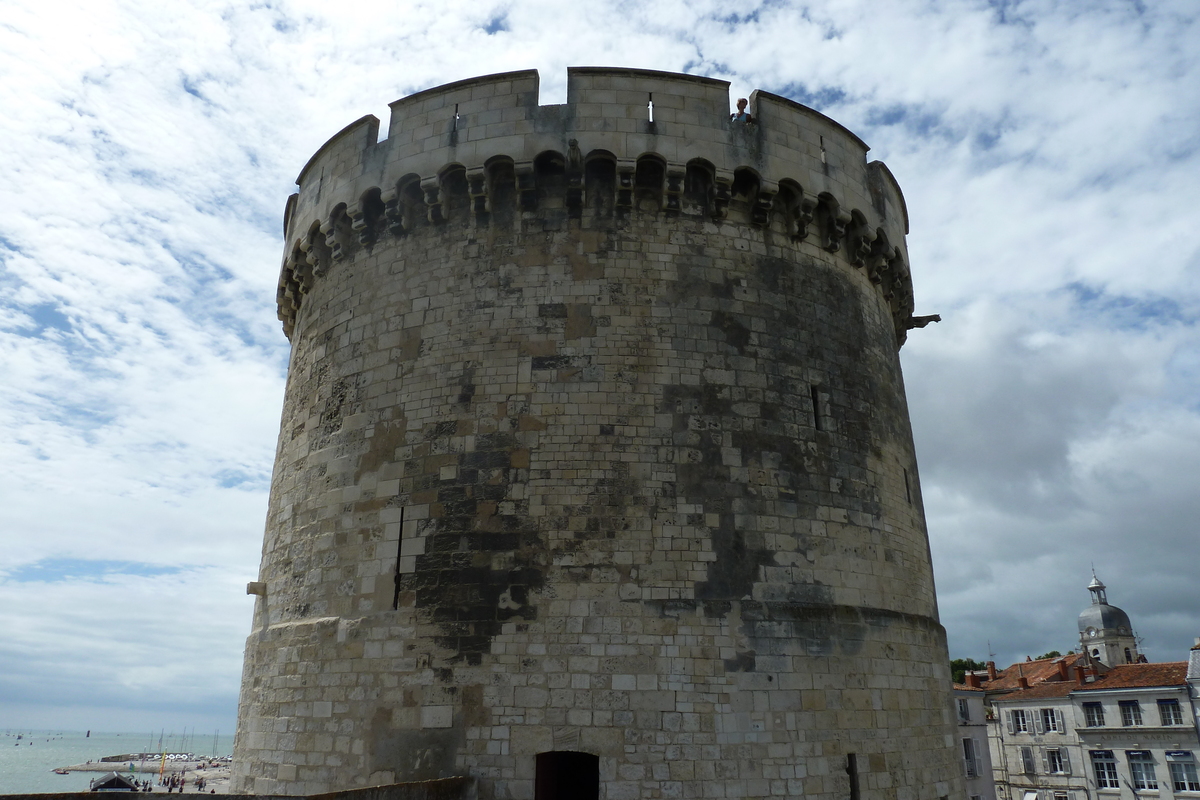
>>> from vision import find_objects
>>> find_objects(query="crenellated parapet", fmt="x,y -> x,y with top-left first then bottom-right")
276,68 -> 919,345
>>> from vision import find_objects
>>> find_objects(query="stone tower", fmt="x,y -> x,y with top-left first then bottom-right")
233,68 -> 962,800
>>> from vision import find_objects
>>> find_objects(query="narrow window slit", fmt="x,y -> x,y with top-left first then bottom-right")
810,385 -> 823,431
847,753 -> 859,800
392,506 -> 406,610
647,93 -> 654,123
903,469 -> 912,504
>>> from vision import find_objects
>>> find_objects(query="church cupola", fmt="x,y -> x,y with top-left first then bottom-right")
1078,572 -> 1140,667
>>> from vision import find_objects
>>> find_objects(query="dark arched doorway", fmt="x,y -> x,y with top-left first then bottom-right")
535,751 -> 599,800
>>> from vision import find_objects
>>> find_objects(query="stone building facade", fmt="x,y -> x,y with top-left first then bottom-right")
232,68 -> 961,800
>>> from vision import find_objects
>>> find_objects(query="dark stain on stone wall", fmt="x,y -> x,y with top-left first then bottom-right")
401,429 -> 543,665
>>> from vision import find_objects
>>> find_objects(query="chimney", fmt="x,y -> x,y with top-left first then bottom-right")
987,661 -> 997,680
1026,655 -> 1033,662
1075,666 -> 1086,687
966,672 -> 981,689
1018,676 -> 1030,689
1058,660 -> 1069,680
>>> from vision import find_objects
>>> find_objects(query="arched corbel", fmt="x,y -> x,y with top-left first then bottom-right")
664,163 -> 687,216
712,169 -> 734,220
381,188 -> 405,237
752,179 -> 779,228
467,166 -> 489,221
566,140 -> 585,219
795,193 -> 817,241
320,220 -> 341,261
848,213 -> 877,270
865,229 -> 892,284
321,207 -> 351,261
301,224 -> 330,277
514,161 -> 537,211
420,177 -> 444,224
818,194 -> 851,253
615,159 -> 637,212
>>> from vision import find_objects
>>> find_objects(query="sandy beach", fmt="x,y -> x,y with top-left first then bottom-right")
59,759 -> 233,794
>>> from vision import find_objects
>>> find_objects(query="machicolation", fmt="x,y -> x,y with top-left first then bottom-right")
236,68 -> 962,800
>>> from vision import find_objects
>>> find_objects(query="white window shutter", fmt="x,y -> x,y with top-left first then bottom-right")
1062,749 -> 1072,775
1007,711 -> 1015,734
1041,749 -> 1050,774
1055,709 -> 1064,732
1034,711 -> 1045,734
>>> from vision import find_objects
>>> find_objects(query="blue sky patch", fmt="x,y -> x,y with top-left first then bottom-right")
1065,282 -> 1192,330
22,303 -> 72,336
4,558 -> 182,584
774,83 -> 847,111
483,14 -> 508,34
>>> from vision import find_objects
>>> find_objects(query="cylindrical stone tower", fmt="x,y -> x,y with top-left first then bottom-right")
234,68 -> 962,800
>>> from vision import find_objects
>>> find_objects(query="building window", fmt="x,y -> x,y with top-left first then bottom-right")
1167,753 -> 1200,792
1119,700 -> 1143,726
958,698 -> 971,722
535,751 -> 599,800
1091,751 -> 1119,789
1054,793 -> 1070,800
1128,751 -> 1159,790
1041,708 -> 1064,733
963,738 -> 980,778
1125,647 -> 1133,663
1045,748 -> 1071,775
1010,709 -> 1030,733
1021,746 -> 1037,775
1159,699 -> 1184,725
1083,702 -> 1105,727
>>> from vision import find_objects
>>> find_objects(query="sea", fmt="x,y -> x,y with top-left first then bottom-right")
0,730 -> 235,794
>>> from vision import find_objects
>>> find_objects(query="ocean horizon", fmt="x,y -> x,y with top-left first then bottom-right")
0,729 -> 234,794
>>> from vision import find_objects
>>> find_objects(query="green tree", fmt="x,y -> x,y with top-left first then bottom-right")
1035,650 -> 1063,660
951,658 -> 987,683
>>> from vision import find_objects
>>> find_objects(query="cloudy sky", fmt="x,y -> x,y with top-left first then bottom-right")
2,0 -> 1197,734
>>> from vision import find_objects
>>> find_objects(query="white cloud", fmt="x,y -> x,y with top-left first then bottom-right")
1,0 -> 1198,731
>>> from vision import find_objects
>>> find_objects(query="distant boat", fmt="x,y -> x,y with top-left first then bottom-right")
54,769 -> 70,775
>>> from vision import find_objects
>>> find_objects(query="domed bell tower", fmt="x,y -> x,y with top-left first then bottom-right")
1078,573 -> 1140,666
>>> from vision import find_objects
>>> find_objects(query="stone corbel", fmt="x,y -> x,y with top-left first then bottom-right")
300,236 -> 326,278
347,202 -> 376,247
794,194 -> 817,241
291,255 -> 313,294
849,222 -> 877,270
712,170 -> 734,220
421,177 -> 444,224
752,180 -> 779,228
566,140 -> 585,218
866,236 -> 893,284
514,161 -> 537,211
320,217 -> 345,262
381,188 -> 405,237
467,166 -> 489,221
616,159 -> 637,211
664,163 -> 686,215
819,197 -> 851,253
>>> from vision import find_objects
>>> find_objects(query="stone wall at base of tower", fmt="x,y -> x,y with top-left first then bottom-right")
235,68 -> 962,800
